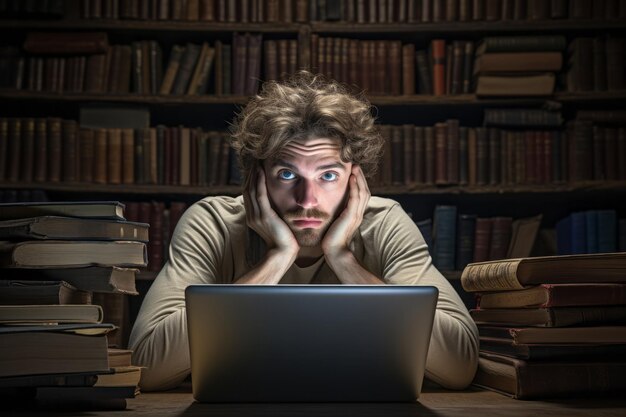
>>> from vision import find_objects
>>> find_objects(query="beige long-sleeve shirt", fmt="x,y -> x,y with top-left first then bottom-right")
129,196 -> 479,391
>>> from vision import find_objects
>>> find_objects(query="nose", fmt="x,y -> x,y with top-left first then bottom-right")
295,179 -> 318,209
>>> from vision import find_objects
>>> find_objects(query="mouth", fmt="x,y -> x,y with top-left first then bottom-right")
292,219 -> 324,228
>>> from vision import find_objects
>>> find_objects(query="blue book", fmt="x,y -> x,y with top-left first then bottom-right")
570,211 -> 587,254
455,214 -> 476,270
585,210 -> 599,254
556,215 -> 572,255
433,205 -> 457,271
619,219 -> 626,252
597,210 -> 617,253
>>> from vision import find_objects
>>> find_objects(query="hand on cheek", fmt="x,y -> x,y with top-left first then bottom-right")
321,165 -> 370,257
244,167 -> 299,256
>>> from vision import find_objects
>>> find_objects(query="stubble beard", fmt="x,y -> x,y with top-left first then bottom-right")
282,208 -> 332,247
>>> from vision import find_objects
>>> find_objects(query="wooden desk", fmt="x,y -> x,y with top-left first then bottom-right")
6,383 -> 626,417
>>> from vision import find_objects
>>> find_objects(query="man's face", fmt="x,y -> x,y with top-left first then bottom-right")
263,137 -> 353,247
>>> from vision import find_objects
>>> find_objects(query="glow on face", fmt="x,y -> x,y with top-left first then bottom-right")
263,137 -> 352,247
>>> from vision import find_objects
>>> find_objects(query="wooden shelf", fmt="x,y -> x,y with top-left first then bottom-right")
0,90 -> 251,105
4,181 -> 626,197
1,19 -> 624,35
0,182 -> 242,196
3,90 -> 626,107
311,20 -> 626,35
0,19 -> 304,33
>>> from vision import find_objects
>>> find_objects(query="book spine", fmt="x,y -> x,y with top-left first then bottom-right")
433,205 -> 457,271
47,118 -> 62,183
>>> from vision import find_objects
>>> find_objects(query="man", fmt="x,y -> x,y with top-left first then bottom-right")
129,72 -> 479,391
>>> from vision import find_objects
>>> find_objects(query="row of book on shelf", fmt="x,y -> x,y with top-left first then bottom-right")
3,32 -> 625,96
2,111 -> 626,188
420,205 -> 626,273
0,200 -> 150,409
76,0 -> 626,23
0,118 -> 242,187
461,252 -> 626,399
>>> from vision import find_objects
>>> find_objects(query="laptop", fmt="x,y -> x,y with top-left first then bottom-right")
185,285 -> 438,403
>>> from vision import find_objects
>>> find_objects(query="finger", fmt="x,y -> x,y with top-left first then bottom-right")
353,165 -> 370,215
249,168 -> 262,222
255,168 -> 275,216
342,172 -> 359,220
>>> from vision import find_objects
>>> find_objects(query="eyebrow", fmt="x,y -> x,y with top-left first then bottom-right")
271,159 -> 347,172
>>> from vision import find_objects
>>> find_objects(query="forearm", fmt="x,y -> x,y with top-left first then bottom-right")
233,248 -> 297,285
325,249 -> 385,285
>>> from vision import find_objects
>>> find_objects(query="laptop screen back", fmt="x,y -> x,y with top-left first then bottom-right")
185,285 -> 438,402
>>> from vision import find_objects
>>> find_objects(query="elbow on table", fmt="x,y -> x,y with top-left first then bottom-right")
426,345 -> 479,390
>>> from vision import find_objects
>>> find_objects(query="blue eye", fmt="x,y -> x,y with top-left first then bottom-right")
278,170 -> 296,180
321,172 -> 338,182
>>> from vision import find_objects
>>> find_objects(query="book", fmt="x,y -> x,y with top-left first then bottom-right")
470,305 -> 626,327
0,202 -> 125,221
95,365 -> 142,388
0,304 -> 103,324
432,205 -> 457,270
477,283 -> 626,309
475,351 -> 626,399
479,337 -> 626,360
473,52 -> 563,73
461,252 -> 626,292
0,240 -> 147,268
107,348 -> 132,368
506,214 -> 542,258
0,371 -> 100,388
23,32 -> 109,55
80,105 -> 150,130
159,44 -> 185,95
0,326 -> 111,377
171,43 -> 201,95
0,280 -> 92,305
476,36 -> 567,54
0,266 -> 138,295
483,109 -> 563,128
34,385 -> 137,400
477,325 -> 626,345
0,216 -> 149,242
475,73 -> 556,96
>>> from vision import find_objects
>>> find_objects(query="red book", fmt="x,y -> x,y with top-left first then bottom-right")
431,39 -> 446,96
434,122 -> 447,185
477,283 -> 626,309
473,217 -> 493,263
402,43 -> 415,95
149,202 -> 165,272
488,216 -> 513,261
543,131 -> 553,184
524,131 -> 536,184
388,41 -> 402,95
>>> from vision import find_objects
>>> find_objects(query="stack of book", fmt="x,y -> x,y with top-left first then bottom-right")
474,35 -> 566,96
0,201 -> 148,409
461,252 -> 626,399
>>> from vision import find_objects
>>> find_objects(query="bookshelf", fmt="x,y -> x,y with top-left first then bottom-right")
1,0 -> 626,294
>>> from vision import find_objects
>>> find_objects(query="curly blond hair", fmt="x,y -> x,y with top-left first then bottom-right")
230,71 -> 383,183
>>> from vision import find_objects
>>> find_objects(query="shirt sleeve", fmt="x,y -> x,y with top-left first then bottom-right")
372,203 -> 479,390
128,201 -> 225,391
